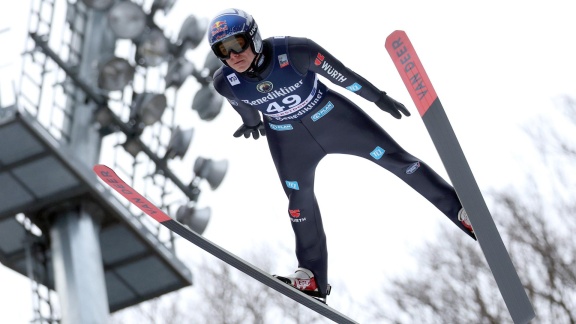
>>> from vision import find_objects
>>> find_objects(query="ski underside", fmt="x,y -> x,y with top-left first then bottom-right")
93,164 -> 358,324
385,30 -> 535,324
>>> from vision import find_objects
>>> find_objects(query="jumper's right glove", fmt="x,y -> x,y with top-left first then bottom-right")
233,121 -> 266,139
374,91 -> 411,119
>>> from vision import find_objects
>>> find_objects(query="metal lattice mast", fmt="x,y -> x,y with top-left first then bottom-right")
23,216 -> 59,324
1,0 -> 227,322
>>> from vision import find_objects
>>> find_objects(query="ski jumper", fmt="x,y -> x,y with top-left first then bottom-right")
213,36 -> 472,296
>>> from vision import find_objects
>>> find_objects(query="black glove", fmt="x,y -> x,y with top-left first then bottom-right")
233,121 -> 266,139
375,91 -> 411,119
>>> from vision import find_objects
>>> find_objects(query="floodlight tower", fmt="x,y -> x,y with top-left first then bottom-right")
0,0 -> 226,323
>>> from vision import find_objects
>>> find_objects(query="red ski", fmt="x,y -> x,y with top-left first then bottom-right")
93,164 -> 358,324
385,30 -> 535,324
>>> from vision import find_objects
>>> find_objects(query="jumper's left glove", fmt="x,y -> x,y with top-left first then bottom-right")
375,91 -> 411,119
233,121 -> 266,139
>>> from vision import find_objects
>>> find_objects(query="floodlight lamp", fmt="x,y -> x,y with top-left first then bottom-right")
136,28 -> 170,67
177,15 -> 206,52
94,107 -> 118,135
203,50 -> 223,81
164,126 -> 194,160
95,107 -> 113,126
122,137 -> 142,157
165,57 -> 195,89
107,1 -> 147,39
131,92 -> 167,126
97,56 -> 135,91
176,203 -> 211,234
191,84 -> 223,121
152,0 -> 177,15
82,0 -> 114,10
193,157 -> 228,190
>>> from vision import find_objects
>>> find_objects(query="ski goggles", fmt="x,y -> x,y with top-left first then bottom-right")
211,34 -> 251,59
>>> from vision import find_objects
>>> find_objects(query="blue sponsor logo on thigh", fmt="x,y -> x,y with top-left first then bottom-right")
285,180 -> 300,190
370,146 -> 386,160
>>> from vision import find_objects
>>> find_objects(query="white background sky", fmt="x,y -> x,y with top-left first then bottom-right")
1,1 -> 575,323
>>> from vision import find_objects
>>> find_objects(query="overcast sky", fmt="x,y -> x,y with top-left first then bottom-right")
1,1 -> 575,323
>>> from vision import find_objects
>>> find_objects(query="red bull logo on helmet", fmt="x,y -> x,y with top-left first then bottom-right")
211,20 -> 228,37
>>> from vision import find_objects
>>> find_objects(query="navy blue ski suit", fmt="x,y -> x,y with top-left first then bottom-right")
213,36 -> 473,297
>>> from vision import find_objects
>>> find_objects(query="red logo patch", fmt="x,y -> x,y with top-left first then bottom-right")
289,209 -> 301,218
314,53 -> 324,66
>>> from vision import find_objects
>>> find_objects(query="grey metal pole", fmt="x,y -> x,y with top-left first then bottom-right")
49,3 -> 116,323
50,202 -> 109,324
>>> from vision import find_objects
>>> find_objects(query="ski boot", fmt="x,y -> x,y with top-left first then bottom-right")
274,267 -> 331,303
458,208 -> 474,234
